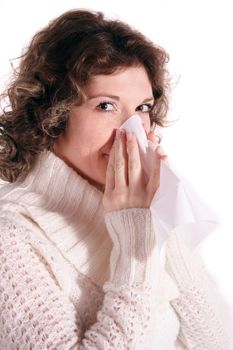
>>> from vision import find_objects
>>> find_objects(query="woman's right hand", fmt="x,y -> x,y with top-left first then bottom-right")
103,129 -> 167,213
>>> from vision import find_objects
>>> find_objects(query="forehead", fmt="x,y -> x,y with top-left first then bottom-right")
84,66 -> 152,95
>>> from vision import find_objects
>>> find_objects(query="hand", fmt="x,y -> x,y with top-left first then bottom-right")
103,129 -> 167,213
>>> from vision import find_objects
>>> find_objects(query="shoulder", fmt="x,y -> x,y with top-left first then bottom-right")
0,200 -> 46,243
0,215 -> 27,238
0,212 -> 32,241
0,213 -> 49,271
0,216 -> 34,269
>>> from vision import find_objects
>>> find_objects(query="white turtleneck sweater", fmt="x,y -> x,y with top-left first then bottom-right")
0,150 -> 230,349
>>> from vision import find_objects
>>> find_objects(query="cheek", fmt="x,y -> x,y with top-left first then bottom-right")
141,116 -> 151,135
67,112 -> 113,152
66,121 -> 92,146
92,130 -> 110,149
145,119 -> 151,131
71,128 -> 110,155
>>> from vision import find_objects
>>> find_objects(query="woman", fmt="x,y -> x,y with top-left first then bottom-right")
0,9 -> 230,349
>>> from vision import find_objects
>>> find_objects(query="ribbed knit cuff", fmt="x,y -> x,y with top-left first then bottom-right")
164,232 -> 206,288
104,208 -> 160,287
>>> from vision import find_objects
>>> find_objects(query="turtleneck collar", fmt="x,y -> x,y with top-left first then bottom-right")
0,150 -> 112,287
24,150 -> 104,214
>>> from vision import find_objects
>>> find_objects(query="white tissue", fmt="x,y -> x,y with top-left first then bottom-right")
120,114 -> 219,253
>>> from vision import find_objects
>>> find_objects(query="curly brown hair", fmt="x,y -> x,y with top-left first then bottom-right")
0,9 -> 171,183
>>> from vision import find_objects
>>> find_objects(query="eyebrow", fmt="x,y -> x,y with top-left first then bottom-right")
87,94 -> 155,103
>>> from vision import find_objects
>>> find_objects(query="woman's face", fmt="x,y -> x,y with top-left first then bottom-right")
53,65 -> 154,188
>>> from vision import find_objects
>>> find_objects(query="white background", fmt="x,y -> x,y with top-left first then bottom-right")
0,0 -> 232,309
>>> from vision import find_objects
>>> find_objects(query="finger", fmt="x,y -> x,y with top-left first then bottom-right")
162,154 -> 170,166
147,130 -> 162,145
147,130 -> 159,145
104,140 -> 115,194
126,132 -> 142,188
147,146 -> 161,193
114,130 -> 128,188
157,146 -> 168,162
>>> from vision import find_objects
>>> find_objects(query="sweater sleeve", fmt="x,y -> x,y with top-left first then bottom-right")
164,232 -> 231,350
0,209 -> 161,350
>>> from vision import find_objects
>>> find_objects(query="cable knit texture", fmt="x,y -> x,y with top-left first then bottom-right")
0,150 -> 230,349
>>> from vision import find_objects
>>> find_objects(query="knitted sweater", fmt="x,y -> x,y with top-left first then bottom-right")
0,150 -> 230,349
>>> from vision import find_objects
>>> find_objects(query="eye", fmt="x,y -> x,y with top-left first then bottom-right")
137,104 -> 153,113
96,102 -> 115,112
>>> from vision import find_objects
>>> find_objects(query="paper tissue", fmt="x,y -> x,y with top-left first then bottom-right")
119,114 -> 219,254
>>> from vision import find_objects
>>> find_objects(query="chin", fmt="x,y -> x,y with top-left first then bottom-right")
85,172 -> 105,191
85,157 -> 108,190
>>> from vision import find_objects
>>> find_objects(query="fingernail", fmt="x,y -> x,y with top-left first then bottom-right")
157,146 -> 164,156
